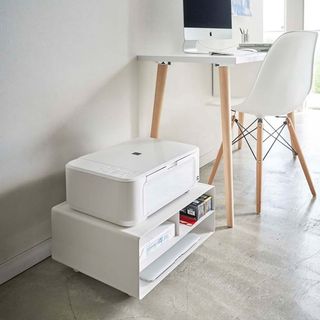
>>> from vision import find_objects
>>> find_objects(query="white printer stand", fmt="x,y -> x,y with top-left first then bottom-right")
52,183 -> 215,299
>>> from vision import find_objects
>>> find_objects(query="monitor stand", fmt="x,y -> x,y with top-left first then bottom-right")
183,40 -> 210,54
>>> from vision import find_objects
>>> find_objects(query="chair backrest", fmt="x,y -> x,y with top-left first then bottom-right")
241,31 -> 318,117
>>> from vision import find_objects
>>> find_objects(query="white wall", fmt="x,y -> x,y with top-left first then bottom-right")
137,0 -> 263,165
0,0 -> 263,272
0,0 -> 139,265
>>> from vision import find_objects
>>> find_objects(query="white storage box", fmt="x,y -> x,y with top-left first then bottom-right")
66,138 -> 199,226
139,222 -> 175,260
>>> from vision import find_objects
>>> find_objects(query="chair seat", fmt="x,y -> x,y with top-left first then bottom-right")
212,96 -> 282,117
232,101 -> 303,118
232,101 -> 265,117
232,32 -> 318,117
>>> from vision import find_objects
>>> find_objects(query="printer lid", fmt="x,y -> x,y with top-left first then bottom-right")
67,138 -> 198,182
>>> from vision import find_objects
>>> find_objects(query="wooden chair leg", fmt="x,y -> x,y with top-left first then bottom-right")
287,117 -> 316,197
238,112 -> 245,150
208,115 -> 236,185
287,112 -> 297,157
256,119 -> 263,214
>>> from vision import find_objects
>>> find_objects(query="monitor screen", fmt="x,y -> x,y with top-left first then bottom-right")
183,0 -> 232,29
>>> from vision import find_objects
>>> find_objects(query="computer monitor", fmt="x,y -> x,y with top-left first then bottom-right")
183,0 -> 232,53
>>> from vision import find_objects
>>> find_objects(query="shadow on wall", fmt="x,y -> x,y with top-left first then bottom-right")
47,60 -> 139,167
0,60 -> 139,265
0,172 -> 65,263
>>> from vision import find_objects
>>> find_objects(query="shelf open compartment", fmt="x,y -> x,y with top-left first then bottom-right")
139,211 -> 215,299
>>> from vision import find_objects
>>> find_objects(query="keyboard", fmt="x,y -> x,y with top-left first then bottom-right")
238,43 -> 272,52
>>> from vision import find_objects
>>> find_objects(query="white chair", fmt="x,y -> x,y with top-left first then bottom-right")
208,31 -> 318,213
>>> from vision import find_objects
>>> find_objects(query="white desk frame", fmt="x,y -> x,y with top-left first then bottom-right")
138,52 -> 266,228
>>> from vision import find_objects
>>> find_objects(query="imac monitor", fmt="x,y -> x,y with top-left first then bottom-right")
183,0 -> 232,53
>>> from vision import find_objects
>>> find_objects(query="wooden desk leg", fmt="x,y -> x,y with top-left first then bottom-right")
208,115 -> 236,185
219,66 -> 234,228
150,63 -> 169,138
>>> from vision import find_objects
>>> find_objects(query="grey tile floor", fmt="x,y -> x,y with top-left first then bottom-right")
1,111 -> 320,320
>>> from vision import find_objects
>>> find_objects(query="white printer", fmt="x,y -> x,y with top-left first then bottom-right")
66,138 -> 199,226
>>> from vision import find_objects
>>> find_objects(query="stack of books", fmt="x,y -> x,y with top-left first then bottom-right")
180,194 -> 213,226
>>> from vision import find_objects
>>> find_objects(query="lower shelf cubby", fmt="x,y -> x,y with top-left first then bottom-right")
139,213 -> 215,299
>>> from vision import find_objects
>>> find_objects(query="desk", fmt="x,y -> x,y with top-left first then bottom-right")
138,52 -> 266,228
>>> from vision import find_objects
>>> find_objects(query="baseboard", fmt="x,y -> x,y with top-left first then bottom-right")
0,239 -> 51,285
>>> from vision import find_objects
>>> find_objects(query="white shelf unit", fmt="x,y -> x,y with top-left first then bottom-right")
52,183 -> 215,299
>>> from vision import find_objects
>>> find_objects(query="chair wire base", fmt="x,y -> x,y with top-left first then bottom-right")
231,113 -> 298,161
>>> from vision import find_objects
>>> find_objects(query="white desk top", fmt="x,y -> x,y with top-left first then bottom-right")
138,51 -> 266,66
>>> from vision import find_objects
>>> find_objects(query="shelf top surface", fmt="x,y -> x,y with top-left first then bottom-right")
137,51 -> 266,66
